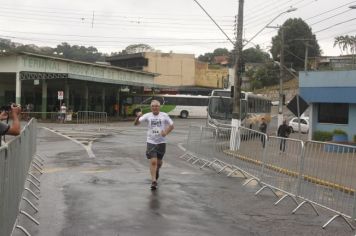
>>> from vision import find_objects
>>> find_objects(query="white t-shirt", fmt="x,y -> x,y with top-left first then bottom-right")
60,105 -> 67,114
139,112 -> 173,144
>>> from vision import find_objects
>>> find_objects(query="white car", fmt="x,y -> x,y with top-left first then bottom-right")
271,101 -> 279,106
288,117 -> 309,133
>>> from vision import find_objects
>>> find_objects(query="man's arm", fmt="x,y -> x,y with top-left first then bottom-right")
134,111 -> 143,126
0,105 -> 21,136
161,124 -> 174,137
7,105 -> 21,135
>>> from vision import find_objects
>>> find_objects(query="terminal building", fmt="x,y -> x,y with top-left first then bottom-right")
0,51 -> 229,117
0,52 -> 156,116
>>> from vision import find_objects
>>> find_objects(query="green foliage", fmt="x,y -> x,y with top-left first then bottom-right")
353,135 -> 356,143
198,48 -> 229,64
55,42 -> 103,62
213,48 -> 229,56
313,131 -> 333,141
198,52 -> 214,63
334,35 -> 356,55
247,62 -> 279,90
242,46 -> 270,63
0,39 -> 105,62
270,18 -> 321,70
333,129 -> 347,135
121,44 -> 154,55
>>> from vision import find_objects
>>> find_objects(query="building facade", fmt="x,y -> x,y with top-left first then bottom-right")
0,52 -> 155,116
300,70 -> 356,141
106,52 -> 228,90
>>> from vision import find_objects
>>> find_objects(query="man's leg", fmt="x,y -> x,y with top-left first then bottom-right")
150,157 -> 158,182
156,159 -> 163,180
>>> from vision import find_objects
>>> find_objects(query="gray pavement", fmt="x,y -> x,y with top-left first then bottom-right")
15,118 -> 354,236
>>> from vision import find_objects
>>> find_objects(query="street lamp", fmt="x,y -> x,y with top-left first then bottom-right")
244,7 -> 297,48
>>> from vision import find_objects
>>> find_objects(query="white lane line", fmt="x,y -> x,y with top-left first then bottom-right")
42,127 -> 96,158
177,143 -> 186,152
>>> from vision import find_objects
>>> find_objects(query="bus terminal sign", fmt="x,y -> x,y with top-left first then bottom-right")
58,91 -> 64,100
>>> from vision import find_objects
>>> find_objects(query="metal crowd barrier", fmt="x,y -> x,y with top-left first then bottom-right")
0,119 -> 43,236
21,112 -> 58,122
76,111 -> 108,124
257,136 -> 304,206
295,140 -> 356,229
182,124 -> 356,231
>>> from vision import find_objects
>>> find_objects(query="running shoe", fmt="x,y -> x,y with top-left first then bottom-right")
151,181 -> 157,190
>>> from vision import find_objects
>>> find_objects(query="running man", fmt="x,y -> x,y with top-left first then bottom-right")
134,100 -> 174,190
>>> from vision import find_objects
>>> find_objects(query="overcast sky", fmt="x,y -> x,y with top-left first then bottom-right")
0,0 -> 355,57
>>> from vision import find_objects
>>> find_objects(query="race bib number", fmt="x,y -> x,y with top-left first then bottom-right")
151,127 -> 161,136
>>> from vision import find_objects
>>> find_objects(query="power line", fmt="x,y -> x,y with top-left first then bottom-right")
0,8 -> 234,25
0,29 -> 229,41
305,0 -> 356,21
0,4 -> 236,18
0,11 -> 234,29
310,9 -> 352,26
315,17 -> 356,33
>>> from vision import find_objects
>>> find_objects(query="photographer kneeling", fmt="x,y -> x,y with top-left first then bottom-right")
0,104 -> 21,137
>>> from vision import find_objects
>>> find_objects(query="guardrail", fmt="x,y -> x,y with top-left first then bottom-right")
21,112 -> 58,121
76,111 -> 107,124
0,119 -> 43,236
181,124 -> 356,231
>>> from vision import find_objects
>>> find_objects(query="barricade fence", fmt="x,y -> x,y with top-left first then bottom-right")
76,111 -> 108,124
183,124 -> 356,230
0,119 -> 42,236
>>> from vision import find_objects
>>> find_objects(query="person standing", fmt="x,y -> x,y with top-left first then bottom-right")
0,104 -> 21,146
259,117 -> 267,148
134,100 -> 174,190
277,120 -> 291,152
60,103 -> 67,123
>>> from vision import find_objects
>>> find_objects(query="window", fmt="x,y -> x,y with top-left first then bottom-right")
300,119 -> 307,125
318,103 -> 349,124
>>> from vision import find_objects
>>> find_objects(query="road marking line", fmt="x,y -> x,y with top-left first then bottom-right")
177,143 -> 186,152
42,127 -> 96,158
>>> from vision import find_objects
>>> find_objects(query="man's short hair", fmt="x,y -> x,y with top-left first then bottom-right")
151,100 -> 161,106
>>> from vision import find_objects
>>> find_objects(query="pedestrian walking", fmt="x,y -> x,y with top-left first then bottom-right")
134,100 -> 174,190
277,120 -> 291,152
259,117 -> 267,148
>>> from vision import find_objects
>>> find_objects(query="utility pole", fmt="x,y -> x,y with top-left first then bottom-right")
233,0 -> 244,123
278,26 -> 285,128
230,0 -> 244,150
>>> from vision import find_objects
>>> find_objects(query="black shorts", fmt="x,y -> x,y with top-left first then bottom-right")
146,143 -> 166,160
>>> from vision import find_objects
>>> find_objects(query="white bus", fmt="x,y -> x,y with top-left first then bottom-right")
130,94 -> 209,118
207,89 -> 271,128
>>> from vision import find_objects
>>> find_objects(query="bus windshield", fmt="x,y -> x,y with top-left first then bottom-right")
208,97 -> 232,120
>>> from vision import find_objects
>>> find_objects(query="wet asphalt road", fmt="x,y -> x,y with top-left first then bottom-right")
15,118 -> 353,236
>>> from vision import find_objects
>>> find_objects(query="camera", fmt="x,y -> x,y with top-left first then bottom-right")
0,105 -> 11,112
0,103 -> 17,112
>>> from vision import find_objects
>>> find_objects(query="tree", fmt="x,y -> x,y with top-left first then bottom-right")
122,44 -> 154,54
197,52 -> 214,63
334,35 -> 356,55
248,62 -> 279,90
270,18 -> 320,70
55,42 -> 103,62
198,48 -> 229,64
213,48 -> 229,56
242,46 -> 270,63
